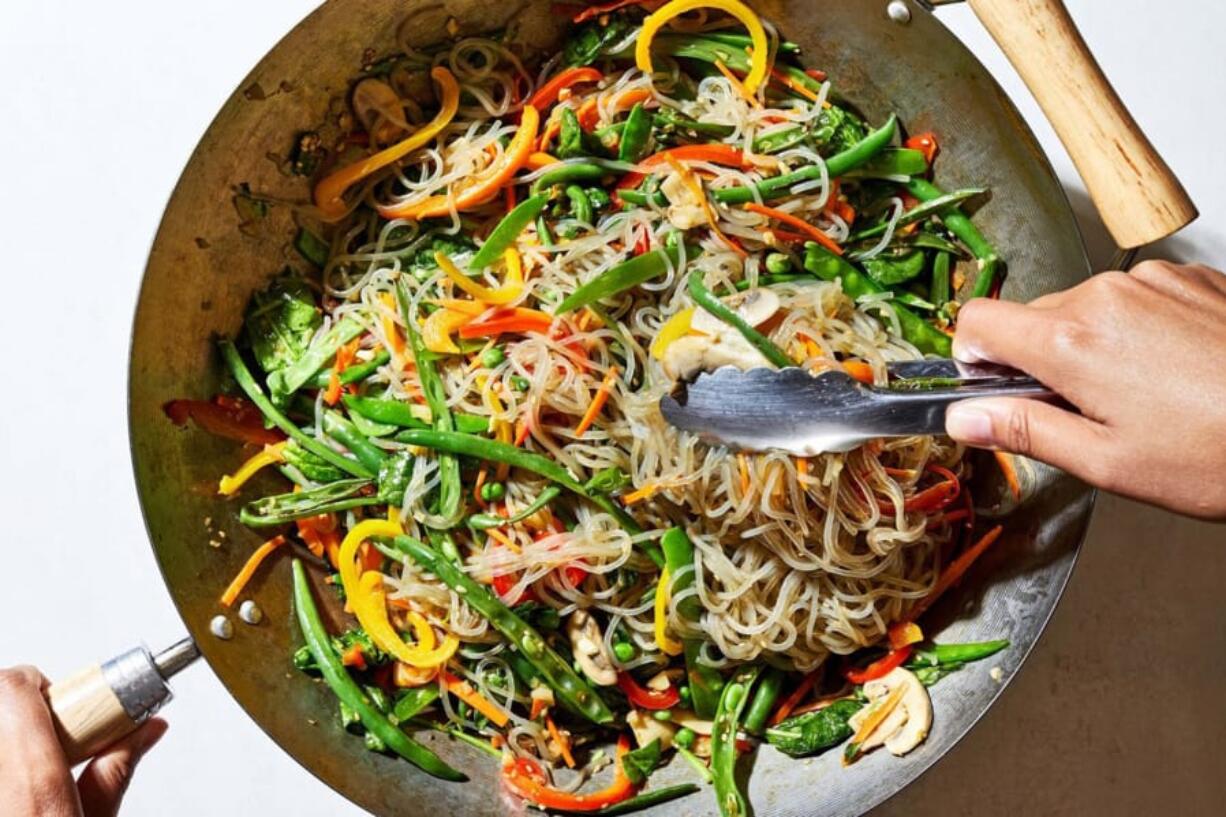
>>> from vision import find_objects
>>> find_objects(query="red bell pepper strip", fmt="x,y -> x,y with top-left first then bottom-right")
503,734 -> 636,811
843,644 -> 913,685
528,67 -> 603,111
904,131 -> 939,164
616,672 -> 681,710
573,0 -> 661,24
163,396 -> 285,446
458,308 -> 556,339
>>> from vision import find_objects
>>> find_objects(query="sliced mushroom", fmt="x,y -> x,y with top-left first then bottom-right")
845,667 -> 932,756
661,289 -> 781,381
351,78 -> 411,145
660,171 -> 708,230
670,709 -> 713,736
627,708 -> 677,750
566,609 -> 618,686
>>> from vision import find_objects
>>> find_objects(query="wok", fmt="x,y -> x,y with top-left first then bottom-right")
118,0 -> 1194,814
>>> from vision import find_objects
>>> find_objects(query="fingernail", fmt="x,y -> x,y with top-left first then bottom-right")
945,404 -> 995,445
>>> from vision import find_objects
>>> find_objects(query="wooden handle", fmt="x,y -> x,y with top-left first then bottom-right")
46,665 -> 139,765
968,0 -> 1197,249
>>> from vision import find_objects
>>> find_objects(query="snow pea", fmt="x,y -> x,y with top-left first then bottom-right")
931,250 -> 952,306
847,187 -> 987,243
618,102 -> 652,163
240,479 -> 381,526
661,528 -> 723,718
530,162 -> 606,194
711,665 -> 763,817
343,395 -> 490,434
469,194 -> 548,270
555,244 -> 688,315
906,178 -> 1003,298
565,185 -> 594,224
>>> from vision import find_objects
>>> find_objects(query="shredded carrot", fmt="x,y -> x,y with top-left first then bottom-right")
474,466 -> 489,508
844,682 -> 907,764
575,98 -> 601,131
841,360 -> 875,385
526,151 -> 561,170
575,365 -> 618,437
490,734 -> 505,749
995,451 -> 1023,501
529,696 -> 549,721
488,527 -> 520,554
341,644 -> 367,670
769,66 -> 818,101
745,201 -> 844,256
443,671 -> 510,727
621,483 -> 659,506
738,453 -> 751,495
770,669 -> 819,726
378,292 -> 406,364
796,457 -> 809,482
324,337 -> 362,405
220,535 -> 286,607
545,714 -> 576,768
714,59 -> 761,108
905,525 -> 1004,626
514,418 -> 532,447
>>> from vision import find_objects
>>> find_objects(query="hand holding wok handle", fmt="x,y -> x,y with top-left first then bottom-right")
968,0 -> 1197,249
46,638 -> 199,764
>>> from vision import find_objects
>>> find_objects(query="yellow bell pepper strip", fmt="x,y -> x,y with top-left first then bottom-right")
220,535 -> 286,607
526,151 -> 561,170
422,307 -> 475,354
314,66 -> 461,221
649,307 -> 695,359
356,572 -> 460,668
435,247 -> 524,306
218,441 -> 287,496
377,292 -> 407,365
377,105 -> 541,220
654,567 -> 684,656
637,0 -> 769,94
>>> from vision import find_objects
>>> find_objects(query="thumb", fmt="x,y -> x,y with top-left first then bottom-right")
945,398 -> 1118,485
76,717 -> 168,817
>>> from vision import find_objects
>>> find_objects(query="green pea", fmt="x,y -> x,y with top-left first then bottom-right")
511,375 -> 530,392
765,252 -> 793,274
480,481 -> 506,502
678,684 -> 692,707
675,727 -> 696,749
480,346 -> 505,368
653,709 -> 673,722
613,642 -> 635,662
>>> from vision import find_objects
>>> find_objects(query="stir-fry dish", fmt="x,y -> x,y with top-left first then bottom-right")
166,0 -> 1019,812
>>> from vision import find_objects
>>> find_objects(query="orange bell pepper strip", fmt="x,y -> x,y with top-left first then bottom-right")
314,67 -> 460,221
527,67 -> 602,111
503,734 -> 636,811
458,307 -> 555,339
745,201 -> 844,256
377,105 -> 541,220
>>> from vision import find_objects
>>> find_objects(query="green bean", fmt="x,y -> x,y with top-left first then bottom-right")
392,535 -> 615,724
697,31 -> 800,54
343,395 -> 490,434
555,244 -> 688,316
469,194 -> 548,270
396,280 -> 462,523
905,178 -> 1003,298
565,185 -> 594,224
752,125 -> 807,154
240,479 -> 381,526
847,188 -> 987,243
321,411 -> 387,474
594,784 -> 702,815
713,115 -> 897,205
407,718 -> 502,758
531,162 -> 606,195
803,244 -> 952,357
843,147 -> 929,180
743,668 -> 786,736
931,251 -> 952,306
688,270 -> 793,368
307,349 -> 391,389
711,665 -> 763,817
467,485 -> 562,530
220,339 -> 371,478
661,528 -> 723,718
616,188 -> 668,208
618,102 -> 652,163
907,639 -> 1009,667
266,317 -> 366,402
645,35 -> 812,94
289,559 -> 467,781
652,110 -> 735,140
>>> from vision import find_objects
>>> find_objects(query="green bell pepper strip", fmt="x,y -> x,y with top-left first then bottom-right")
307,349 -> 391,389
803,244 -> 953,357
711,665 -> 763,817
289,559 -> 467,781
392,535 -> 615,724
661,528 -> 723,718
469,194 -> 549,270
396,280 -> 463,523
555,245 -> 688,316
743,667 -> 786,736
392,429 -> 660,565
240,479 -> 381,526
321,410 -> 387,474
219,339 -> 371,478
847,188 -> 987,243
688,270 -> 793,368
931,251 -> 952,306
594,784 -> 702,815
565,185 -> 594,224
907,639 -> 1009,667
467,484 -> 562,530
266,317 -> 366,402
342,395 -> 490,434
905,178 -> 1003,298
531,162 -> 606,195
713,115 -> 898,205
618,102 -> 652,163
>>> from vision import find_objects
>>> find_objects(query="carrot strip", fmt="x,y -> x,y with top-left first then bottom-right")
769,669 -> 819,726
545,714 -> 576,768
714,59 -> 761,108
442,671 -> 510,727
738,453 -> 751,495
745,201 -> 843,256
575,365 -> 619,437
220,535 -> 286,607
907,525 -> 1004,624
995,451 -> 1023,501
841,360 -> 875,385
769,66 -> 818,101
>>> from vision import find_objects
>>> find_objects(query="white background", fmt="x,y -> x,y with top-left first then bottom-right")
0,2 -> 1222,816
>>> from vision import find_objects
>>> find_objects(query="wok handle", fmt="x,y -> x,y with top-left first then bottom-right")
967,0 -> 1197,249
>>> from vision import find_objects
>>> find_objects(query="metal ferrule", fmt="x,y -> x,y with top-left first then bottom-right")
99,646 -> 171,723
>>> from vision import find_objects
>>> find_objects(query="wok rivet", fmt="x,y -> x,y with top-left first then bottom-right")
209,614 -> 234,640
887,0 -> 912,24
238,600 -> 264,625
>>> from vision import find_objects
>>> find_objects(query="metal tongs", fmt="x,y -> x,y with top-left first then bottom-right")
659,360 -> 1053,456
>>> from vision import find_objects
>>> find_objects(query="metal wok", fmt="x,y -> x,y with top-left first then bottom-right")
128,1 -> 1193,814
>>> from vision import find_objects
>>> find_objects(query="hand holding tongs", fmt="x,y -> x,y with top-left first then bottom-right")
660,360 -> 1054,456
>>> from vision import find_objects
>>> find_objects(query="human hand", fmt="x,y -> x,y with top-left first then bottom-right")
945,260 -> 1226,520
0,666 -> 167,817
